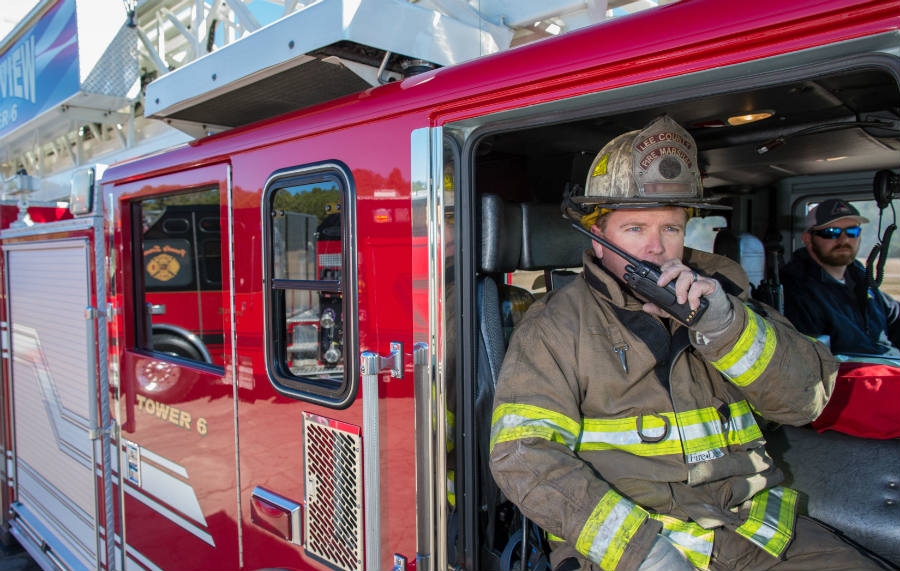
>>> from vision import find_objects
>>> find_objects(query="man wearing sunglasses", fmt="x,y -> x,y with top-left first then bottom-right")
782,198 -> 900,357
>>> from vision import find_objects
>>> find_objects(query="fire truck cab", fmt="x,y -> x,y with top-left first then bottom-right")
1,0 -> 898,570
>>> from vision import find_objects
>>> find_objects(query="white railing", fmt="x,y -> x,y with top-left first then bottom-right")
0,0 -> 663,183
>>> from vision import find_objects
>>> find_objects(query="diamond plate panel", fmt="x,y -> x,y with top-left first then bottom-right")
81,25 -> 139,97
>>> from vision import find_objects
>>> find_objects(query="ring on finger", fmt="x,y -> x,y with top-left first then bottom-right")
690,270 -> 698,283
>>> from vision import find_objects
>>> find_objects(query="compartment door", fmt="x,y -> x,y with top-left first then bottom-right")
6,230 -> 111,571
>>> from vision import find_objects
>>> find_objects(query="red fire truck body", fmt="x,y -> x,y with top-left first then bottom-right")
1,1 -> 898,570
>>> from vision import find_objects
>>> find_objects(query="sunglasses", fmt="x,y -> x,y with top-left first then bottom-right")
810,226 -> 862,239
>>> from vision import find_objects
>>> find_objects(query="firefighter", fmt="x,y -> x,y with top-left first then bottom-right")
489,116 -> 890,571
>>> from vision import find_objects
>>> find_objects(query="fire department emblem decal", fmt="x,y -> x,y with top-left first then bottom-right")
147,253 -> 181,282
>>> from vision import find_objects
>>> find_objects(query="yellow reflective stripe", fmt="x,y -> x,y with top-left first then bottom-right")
735,487 -> 799,557
724,401 -> 762,445
576,491 -> 648,571
649,514 -> 714,570
580,402 -> 761,463
712,306 -> 777,387
446,408 -> 455,452
675,408 -> 726,462
580,413 -> 682,456
446,470 -> 456,508
490,403 -> 581,453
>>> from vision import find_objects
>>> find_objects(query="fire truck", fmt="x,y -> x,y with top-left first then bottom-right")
1,0 -> 899,570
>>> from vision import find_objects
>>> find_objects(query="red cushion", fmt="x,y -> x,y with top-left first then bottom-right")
811,362 -> 900,439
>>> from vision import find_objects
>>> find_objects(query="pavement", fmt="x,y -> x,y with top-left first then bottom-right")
0,539 -> 40,571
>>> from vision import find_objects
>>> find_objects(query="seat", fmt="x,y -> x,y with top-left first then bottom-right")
475,194 -> 533,566
764,423 -> 900,567
714,230 -> 765,287
477,194 -> 530,387
475,198 -> 593,569
520,202 -> 591,291
714,229 -> 783,310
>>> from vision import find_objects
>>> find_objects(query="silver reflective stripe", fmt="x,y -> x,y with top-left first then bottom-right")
663,529 -> 713,561
719,311 -> 770,381
679,418 -> 722,442
585,499 -> 635,562
491,412 -> 579,450
579,402 -> 761,462
579,425 -> 678,447
728,408 -> 757,434
746,491 -> 784,546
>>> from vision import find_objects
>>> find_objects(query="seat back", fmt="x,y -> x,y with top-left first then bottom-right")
475,199 -> 597,566
520,202 -> 592,292
477,194 -> 529,380
714,230 -> 766,288
475,195 -> 532,562
714,229 -> 786,310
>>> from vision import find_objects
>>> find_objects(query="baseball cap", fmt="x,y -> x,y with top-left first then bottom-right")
570,115 -> 728,211
804,199 -> 869,231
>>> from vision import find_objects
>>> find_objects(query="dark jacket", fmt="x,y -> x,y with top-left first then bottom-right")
782,247 -> 900,356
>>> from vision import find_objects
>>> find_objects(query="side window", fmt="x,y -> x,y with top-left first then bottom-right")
264,168 -> 355,406
133,188 -> 225,367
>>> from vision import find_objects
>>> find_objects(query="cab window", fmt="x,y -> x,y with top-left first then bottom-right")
264,167 -> 356,406
132,187 -> 225,367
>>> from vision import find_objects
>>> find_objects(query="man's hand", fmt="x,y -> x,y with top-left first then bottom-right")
642,260 -> 733,337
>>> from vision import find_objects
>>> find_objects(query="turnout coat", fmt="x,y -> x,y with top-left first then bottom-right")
489,249 -> 837,571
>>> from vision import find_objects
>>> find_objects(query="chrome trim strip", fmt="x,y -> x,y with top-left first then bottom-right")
226,163 -> 245,568
360,352 -> 383,571
412,342 -> 432,571
0,216 -> 96,240
412,125 -> 447,570
106,186 -> 128,571
89,206 -> 115,571
430,127 -> 451,571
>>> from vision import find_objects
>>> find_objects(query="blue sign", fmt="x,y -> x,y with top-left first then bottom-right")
0,0 -> 79,139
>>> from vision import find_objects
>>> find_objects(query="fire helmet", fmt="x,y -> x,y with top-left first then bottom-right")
565,115 -> 728,224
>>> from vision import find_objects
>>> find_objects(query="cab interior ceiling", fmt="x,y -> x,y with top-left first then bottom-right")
474,68 -> 900,205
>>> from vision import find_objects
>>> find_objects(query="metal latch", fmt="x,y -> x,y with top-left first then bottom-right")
360,341 -> 403,379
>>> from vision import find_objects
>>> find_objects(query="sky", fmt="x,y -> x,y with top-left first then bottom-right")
0,1 -> 284,47
0,0 -> 40,45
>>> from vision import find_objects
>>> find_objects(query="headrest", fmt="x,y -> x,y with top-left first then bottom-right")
520,203 -> 592,270
714,230 -> 765,287
479,194 -> 522,274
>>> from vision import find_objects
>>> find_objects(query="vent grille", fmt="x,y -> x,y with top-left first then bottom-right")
318,253 -> 342,268
303,414 -> 364,571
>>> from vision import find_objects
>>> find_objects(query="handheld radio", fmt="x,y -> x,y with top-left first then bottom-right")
570,223 -> 708,326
